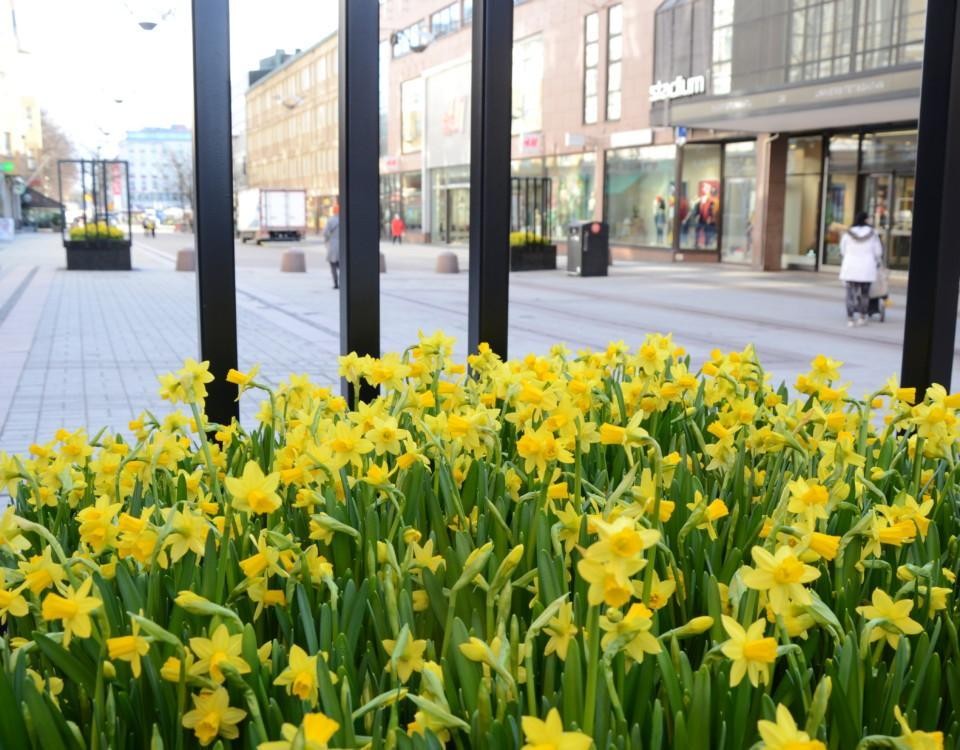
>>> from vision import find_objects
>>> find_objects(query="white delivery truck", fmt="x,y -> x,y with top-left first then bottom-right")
236,188 -> 307,243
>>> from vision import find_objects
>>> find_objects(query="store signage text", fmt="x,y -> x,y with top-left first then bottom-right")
649,74 -> 706,103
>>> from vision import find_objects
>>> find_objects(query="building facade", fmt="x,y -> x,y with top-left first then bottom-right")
641,0 -> 925,271
118,126 -> 193,211
240,0 -> 926,271
0,0 -> 42,226
244,35 -> 339,232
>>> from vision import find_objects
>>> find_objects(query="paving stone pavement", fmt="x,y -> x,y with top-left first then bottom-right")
0,230 -> 957,454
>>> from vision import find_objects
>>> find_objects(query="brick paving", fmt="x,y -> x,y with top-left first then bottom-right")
0,230 -> 956,454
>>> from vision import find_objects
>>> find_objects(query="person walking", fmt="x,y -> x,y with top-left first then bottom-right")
323,205 -> 340,290
390,213 -> 405,245
839,210 -> 883,327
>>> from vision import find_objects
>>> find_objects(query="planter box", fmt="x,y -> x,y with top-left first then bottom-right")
510,243 -> 557,272
64,240 -> 132,270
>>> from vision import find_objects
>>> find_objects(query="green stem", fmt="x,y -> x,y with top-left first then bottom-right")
583,605 -> 601,735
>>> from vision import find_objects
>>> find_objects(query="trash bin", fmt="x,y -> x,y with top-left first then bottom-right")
567,221 -> 608,276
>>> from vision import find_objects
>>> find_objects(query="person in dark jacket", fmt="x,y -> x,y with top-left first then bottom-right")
322,205 -> 340,289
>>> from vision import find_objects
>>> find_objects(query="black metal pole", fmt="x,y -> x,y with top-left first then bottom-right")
468,0 -> 514,359
338,0 -> 380,403
901,1 -> 960,394
191,0 -> 239,425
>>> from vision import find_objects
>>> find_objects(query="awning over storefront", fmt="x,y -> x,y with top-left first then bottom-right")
654,69 -> 921,133
20,186 -> 62,210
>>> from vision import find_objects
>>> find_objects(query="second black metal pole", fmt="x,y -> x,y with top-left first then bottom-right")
191,0 -> 239,425
468,0 -> 514,359
901,0 -> 960,394
338,0 -> 380,402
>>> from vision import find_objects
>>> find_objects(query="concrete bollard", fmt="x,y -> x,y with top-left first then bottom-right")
435,252 -> 460,274
175,248 -> 195,271
281,249 -> 307,272
380,252 -> 387,273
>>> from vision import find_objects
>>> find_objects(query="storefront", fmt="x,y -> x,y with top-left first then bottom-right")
512,154 -> 596,240
783,128 -> 917,271
647,0 -> 925,271
379,171 -> 424,239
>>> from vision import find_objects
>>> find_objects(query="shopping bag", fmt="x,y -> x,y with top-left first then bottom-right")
869,267 -> 889,298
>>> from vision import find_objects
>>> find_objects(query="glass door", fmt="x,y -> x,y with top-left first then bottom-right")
889,174 -> 914,270
448,188 -> 470,244
861,173 -> 892,235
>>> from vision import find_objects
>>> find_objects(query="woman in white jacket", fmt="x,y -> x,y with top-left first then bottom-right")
839,211 -> 884,326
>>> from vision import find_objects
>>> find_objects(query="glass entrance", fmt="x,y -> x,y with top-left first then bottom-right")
436,187 -> 470,244
860,172 -> 914,271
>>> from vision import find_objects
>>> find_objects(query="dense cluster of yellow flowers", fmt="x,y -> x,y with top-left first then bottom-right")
0,331 -> 955,749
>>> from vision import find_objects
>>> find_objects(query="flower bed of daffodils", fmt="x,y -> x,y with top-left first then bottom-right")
0,332 -> 956,749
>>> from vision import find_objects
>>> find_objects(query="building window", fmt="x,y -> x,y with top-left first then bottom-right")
431,3 -> 461,38
393,20 -> 428,57
604,145 -> 677,248
401,79 -> 423,153
583,12 -> 600,124
606,4 -> 623,120
712,0 -> 734,94
463,0 -> 473,24
512,35 -> 544,135
788,0 -> 856,82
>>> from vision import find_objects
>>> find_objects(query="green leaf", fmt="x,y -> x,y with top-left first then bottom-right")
31,632 -> 96,695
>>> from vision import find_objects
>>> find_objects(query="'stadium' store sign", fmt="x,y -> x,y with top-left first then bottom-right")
649,74 -> 706,103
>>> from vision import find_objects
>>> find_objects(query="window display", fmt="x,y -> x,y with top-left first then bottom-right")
604,145 -> 676,248
679,144 -> 721,251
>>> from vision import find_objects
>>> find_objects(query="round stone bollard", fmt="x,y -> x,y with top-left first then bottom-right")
281,249 -> 307,272
435,251 -> 460,274
380,252 -> 387,273
175,248 -> 195,271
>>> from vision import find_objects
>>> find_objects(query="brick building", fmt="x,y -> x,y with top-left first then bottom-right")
244,0 -> 927,271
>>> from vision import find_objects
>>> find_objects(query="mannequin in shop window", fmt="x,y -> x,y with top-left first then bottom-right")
685,181 -> 719,249
653,196 -> 667,244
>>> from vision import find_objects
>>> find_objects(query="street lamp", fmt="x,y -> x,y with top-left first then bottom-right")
388,28 -> 433,54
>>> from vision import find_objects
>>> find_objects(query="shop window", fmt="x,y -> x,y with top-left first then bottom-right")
679,144 -> 721,251
604,145 -> 677,248
606,5 -> 623,120
783,136 -> 824,270
721,141 -> 757,264
402,172 -> 423,231
583,12 -> 600,124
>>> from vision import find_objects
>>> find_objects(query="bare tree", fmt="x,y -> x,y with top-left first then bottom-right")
29,112 -> 76,200
164,147 -> 194,216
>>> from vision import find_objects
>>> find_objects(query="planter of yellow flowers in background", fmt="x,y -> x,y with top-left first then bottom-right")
0,331 -> 956,749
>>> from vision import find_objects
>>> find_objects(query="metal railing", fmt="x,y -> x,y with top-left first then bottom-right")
187,0 -> 958,426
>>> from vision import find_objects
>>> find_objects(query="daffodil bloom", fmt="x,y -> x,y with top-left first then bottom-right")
239,531 -> 287,579
720,616 -> 778,687
41,577 -> 102,646
19,547 -> 66,595
274,645 -> 319,706
382,636 -> 427,683
586,516 -> 660,564
225,460 -> 282,515
741,545 -> 820,614
893,706 -> 943,750
260,713 -> 340,750
247,577 -> 287,620
757,703 -> 826,750
544,601 -> 578,661
857,589 -> 923,651
226,365 -> 260,390
600,603 -> 662,663
189,624 -> 251,683
0,579 -> 28,623
577,552 -> 644,608
786,477 -> 831,523
107,621 -> 150,677
521,707 -> 592,750
181,687 -> 247,746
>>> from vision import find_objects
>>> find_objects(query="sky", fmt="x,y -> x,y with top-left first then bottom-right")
14,0 -> 338,155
